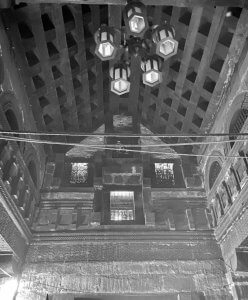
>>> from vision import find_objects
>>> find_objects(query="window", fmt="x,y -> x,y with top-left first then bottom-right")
27,160 -> 37,187
154,163 -> 175,185
229,109 -> 248,148
70,163 -> 88,184
110,191 -> 134,221
209,161 -> 221,190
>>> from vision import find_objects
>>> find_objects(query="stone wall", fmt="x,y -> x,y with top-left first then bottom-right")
0,201 -> 27,262
15,235 -> 232,300
17,260 -> 231,300
103,164 -> 142,185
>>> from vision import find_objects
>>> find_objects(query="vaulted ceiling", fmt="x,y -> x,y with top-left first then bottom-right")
2,1 -> 247,155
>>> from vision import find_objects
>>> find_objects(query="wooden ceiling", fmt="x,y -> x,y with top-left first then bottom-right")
2,1 -> 247,154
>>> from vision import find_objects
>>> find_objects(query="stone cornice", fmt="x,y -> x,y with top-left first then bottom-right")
215,178 -> 248,243
32,228 -> 215,243
41,191 -> 94,200
0,180 -> 32,243
207,129 -> 248,202
151,188 -> 207,202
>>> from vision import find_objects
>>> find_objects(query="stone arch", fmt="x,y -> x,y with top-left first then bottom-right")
27,160 -> 37,188
205,150 -> 224,193
23,146 -> 40,189
223,92 -> 248,151
209,160 -> 222,190
229,108 -> 248,148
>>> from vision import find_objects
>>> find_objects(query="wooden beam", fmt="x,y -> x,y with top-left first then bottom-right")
70,4 -> 93,130
181,6 -> 227,134
50,5 -> 80,132
152,6 -> 180,130
174,7 -> 203,97
199,9 -> 248,148
16,0 -> 248,8
29,5 -> 66,132
2,9 -> 49,132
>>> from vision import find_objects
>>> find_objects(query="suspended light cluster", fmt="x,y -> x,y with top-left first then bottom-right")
94,1 -> 178,95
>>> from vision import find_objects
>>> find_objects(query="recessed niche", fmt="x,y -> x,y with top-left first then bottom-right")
192,113 -> 203,128
164,97 -> 172,107
177,104 -> 187,117
18,22 -> 33,39
197,96 -> 209,111
161,111 -> 169,121
203,76 -> 216,93
26,50 -> 39,67
192,48 -> 203,61
43,114 -> 53,125
47,42 -> 59,57
41,13 -> 55,31
182,90 -> 192,101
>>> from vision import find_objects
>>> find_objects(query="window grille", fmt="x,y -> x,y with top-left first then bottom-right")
70,163 -> 88,184
229,109 -> 248,148
154,163 -> 175,185
110,191 -> 134,221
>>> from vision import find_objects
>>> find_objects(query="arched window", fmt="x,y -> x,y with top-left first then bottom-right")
229,109 -> 248,148
209,161 -> 222,190
27,160 -> 37,187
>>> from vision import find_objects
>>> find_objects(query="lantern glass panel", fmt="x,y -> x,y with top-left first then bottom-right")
127,9 -> 132,18
134,7 -> 142,13
146,60 -> 151,71
129,15 -> 146,33
113,79 -> 129,93
159,40 -> 175,56
144,70 -> 160,85
98,42 -> 115,58
101,31 -> 108,41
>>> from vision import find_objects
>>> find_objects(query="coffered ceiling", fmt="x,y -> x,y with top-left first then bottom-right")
2,1 -> 247,155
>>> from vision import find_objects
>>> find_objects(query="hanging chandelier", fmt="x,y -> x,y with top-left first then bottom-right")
94,1 -> 178,95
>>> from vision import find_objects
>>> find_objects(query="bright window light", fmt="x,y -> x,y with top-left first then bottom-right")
155,163 -> 175,185
70,163 -> 88,184
110,191 -> 134,221
0,278 -> 18,300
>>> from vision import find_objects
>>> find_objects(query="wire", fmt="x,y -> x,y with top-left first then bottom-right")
0,134 -> 246,159
2,133 -> 248,149
1,129 -> 248,138
2,133 -> 248,148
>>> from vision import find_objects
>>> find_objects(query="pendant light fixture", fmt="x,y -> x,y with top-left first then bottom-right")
123,1 -> 148,38
110,63 -> 131,95
94,2 -> 178,94
141,56 -> 162,87
94,25 -> 118,61
152,23 -> 178,60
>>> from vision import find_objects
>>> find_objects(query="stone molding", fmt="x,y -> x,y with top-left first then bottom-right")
0,180 -> 32,244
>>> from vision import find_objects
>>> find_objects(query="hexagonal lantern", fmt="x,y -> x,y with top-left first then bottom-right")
94,25 -> 118,61
141,56 -> 162,87
152,23 -> 178,60
110,64 -> 131,95
124,1 -> 148,38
